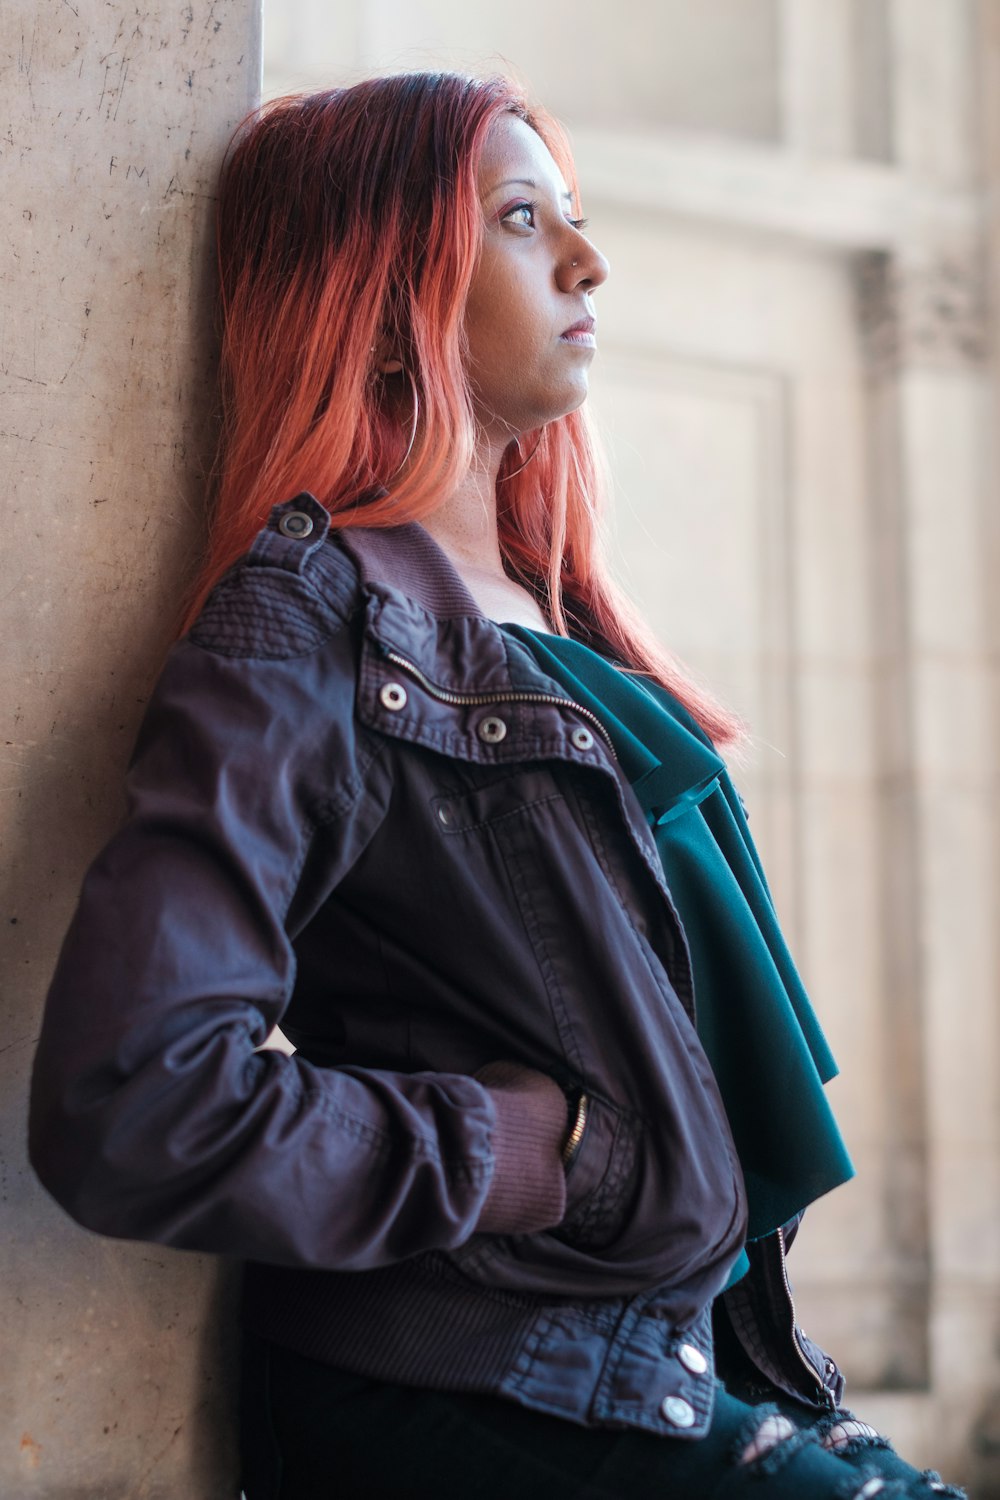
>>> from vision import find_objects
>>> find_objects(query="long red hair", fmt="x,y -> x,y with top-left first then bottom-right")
188,71 -> 744,747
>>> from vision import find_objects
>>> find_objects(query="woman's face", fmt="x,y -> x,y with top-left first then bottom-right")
463,113 -> 609,443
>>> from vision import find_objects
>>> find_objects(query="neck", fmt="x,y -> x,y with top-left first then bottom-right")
419,431 -> 511,580
417,429 -> 552,630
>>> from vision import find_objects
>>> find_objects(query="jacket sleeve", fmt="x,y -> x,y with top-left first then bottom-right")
28,553 -> 566,1269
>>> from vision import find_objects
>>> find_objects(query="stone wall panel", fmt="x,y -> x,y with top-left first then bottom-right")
1,2 -> 259,1494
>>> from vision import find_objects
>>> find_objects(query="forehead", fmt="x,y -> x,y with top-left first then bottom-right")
477,113 -> 570,201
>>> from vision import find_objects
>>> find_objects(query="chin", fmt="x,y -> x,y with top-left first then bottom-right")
485,382 -> 591,440
529,381 -> 591,430
551,383 -> 590,423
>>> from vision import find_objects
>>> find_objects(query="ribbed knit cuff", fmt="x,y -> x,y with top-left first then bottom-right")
474,1062 -> 568,1234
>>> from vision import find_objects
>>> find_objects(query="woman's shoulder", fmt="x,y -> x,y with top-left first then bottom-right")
188,494 -> 362,663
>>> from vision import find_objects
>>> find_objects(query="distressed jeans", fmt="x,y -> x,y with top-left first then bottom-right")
239,1333 -> 965,1500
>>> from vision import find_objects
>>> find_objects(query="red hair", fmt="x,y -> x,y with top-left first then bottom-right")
188,72 -> 744,747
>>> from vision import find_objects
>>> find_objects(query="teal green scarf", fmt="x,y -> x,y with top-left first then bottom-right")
503,626 -> 854,1263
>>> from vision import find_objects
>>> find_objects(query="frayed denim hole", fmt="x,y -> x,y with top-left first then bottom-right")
741,1425 -> 821,1478
839,1470 -> 911,1494
738,1413 -> 797,1466
833,1472 -> 905,1500
921,1475 -> 966,1499
827,1422 -> 881,1446
822,1418 -> 891,1457
837,1435 -> 895,1460
729,1402 -> 781,1467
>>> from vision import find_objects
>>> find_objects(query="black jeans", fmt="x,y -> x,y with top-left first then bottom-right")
239,1329 -> 962,1500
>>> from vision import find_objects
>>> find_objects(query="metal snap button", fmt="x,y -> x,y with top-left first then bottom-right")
661,1395 -> 696,1429
437,804 -> 454,827
477,715 -> 507,744
570,726 -> 594,750
379,682 -> 407,711
277,510 -> 314,539
677,1343 -> 708,1376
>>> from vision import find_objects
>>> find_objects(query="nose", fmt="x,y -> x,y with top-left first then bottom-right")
558,234 -> 609,294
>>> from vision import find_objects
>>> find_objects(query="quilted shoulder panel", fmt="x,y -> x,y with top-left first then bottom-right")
189,536 -> 360,661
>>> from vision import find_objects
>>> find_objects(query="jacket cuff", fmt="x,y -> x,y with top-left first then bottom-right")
475,1064 -> 568,1234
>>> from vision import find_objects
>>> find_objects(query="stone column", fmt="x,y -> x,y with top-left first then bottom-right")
1,3 -> 259,1495
855,0 -> 1000,1486
778,0 -> 858,157
778,0 -> 894,163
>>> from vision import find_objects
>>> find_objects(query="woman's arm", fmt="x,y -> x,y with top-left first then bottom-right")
28,582 -> 568,1269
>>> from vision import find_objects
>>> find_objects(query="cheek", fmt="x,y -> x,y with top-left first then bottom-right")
464,252 -> 539,367
463,297 -> 533,398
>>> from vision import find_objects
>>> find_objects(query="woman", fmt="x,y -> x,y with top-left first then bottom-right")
29,73 -> 963,1499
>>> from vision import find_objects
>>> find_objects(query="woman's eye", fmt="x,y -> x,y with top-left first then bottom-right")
497,202 -> 588,233
502,201 -> 536,228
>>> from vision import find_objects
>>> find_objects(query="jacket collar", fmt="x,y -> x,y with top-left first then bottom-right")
335,518 -> 591,699
336,521 -> 486,622
334,520 -> 561,701
333,518 -> 620,680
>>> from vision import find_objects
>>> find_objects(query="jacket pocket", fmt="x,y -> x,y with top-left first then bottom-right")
443,1087 -> 644,1293
553,1088 -> 640,1252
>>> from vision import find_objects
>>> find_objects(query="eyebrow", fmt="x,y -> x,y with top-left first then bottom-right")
490,176 -> 574,204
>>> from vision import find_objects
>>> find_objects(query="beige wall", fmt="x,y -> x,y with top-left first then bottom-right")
1,1 -> 259,1495
266,0 -> 781,138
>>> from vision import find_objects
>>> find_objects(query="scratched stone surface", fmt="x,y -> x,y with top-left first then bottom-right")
1,2 -> 259,1494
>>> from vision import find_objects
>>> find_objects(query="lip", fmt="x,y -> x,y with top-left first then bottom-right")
560,316 -> 597,346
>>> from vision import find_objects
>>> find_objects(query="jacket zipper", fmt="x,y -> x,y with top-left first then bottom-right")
776,1225 -> 832,1403
560,1091 -> 589,1169
381,648 -> 619,761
